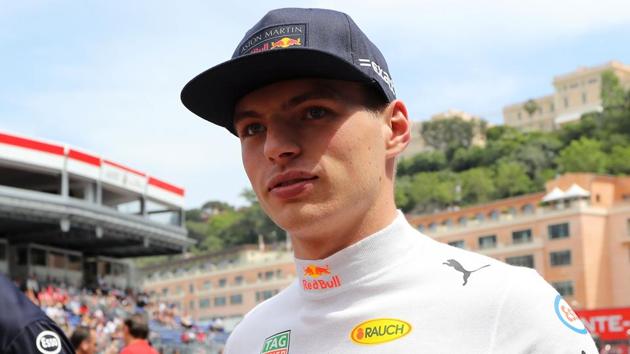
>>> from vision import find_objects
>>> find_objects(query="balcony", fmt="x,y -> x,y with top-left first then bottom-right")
477,237 -> 544,256
420,200 -> 595,238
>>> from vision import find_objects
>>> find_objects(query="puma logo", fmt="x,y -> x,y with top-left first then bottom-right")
443,259 -> 490,286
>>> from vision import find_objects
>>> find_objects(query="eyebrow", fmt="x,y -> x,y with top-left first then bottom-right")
233,84 -> 345,126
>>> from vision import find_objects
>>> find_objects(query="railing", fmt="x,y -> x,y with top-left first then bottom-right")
421,200 -> 593,237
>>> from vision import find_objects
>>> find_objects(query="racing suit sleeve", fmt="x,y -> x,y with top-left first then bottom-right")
489,267 -> 598,354
5,318 -> 74,354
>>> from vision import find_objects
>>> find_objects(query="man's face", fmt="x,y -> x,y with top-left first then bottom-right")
79,330 -> 97,354
234,79 -> 392,240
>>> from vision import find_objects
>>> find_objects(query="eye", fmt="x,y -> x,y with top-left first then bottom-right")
304,107 -> 329,120
240,122 -> 266,138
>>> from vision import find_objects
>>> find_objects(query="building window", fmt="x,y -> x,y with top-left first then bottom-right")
189,284 -> 194,293
489,210 -> 499,221
265,271 -> 274,280
219,278 -> 227,287
549,223 -> 570,239
552,281 -> 574,297
458,217 -> 467,226
475,213 -> 484,222
563,97 -> 569,108
442,219 -> 453,228
508,207 -> 517,216
417,224 -> 425,232
478,235 -> 497,249
214,296 -> 226,306
550,103 -> 555,112
517,112 -> 522,120
522,204 -> 534,215
581,92 -> 587,104
199,298 -> 210,309
230,294 -> 243,305
276,269 -> 282,278
428,223 -> 437,232
202,280 -> 211,290
506,255 -> 534,268
176,285 -> 183,295
256,290 -> 276,303
448,240 -> 465,249
512,229 -> 532,244
550,250 -> 572,266
234,276 -> 244,285
162,288 -> 169,296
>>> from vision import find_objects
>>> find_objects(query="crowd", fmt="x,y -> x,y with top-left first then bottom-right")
19,277 -> 227,354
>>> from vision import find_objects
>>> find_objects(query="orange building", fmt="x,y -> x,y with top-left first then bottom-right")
140,245 -> 296,330
408,173 -> 630,310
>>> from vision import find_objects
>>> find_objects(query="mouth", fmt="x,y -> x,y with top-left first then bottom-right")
269,176 -> 318,191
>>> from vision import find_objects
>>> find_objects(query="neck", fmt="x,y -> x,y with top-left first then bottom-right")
291,201 -> 398,259
127,338 -> 146,346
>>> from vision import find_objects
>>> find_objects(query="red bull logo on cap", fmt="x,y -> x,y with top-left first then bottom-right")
271,37 -> 302,49
302,264 -> 341,291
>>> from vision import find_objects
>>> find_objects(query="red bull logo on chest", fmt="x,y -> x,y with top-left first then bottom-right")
302,264 -> 342,291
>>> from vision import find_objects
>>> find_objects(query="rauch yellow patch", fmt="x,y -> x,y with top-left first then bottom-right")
350,318 -> 412,345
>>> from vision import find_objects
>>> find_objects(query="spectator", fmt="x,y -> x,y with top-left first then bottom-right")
121,314 -> 158,354
70,325 -> 96,354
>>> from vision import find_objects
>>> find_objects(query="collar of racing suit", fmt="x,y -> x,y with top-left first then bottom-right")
293,210 -> 423,300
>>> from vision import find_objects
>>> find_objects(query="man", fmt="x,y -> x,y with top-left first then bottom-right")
120,314 -> 158,354
181,8 -> 598,353
70,325 -> 96,354
0,274 -> 74,354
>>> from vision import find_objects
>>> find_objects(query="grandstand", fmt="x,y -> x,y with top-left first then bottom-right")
0,130 -> 194,289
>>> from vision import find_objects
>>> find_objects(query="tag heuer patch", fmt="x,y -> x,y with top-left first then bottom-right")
261,330 -> 290,354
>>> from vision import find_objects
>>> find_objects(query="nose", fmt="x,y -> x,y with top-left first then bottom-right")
263,121 -> 301,164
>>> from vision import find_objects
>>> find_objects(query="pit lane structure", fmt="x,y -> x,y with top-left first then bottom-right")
0,130 -> 194,288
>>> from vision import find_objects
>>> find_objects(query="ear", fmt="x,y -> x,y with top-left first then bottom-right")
383,99 -> 411,159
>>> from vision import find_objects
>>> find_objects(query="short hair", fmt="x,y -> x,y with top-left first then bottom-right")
70,326 -> 91,349
361,85 -> 389,114
124,313 -> 150,339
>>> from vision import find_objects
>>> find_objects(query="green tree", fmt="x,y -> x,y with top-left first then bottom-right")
523,99 -> 540,116
421,117 -> 474,153
495,161 -> 533,198
394,175 -> 414,212
607,145 -> 630,175
407,171 -> 457,213
556,137 -> 608,173
459,168 -> 496,204
397,151 -> 447,176
450,146 -> 486,172
601,70 -> 626,110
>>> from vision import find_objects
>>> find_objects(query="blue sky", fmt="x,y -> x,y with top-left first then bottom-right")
2,0 -> 630,208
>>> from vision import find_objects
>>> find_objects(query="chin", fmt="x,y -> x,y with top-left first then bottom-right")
268,201 -> 334,233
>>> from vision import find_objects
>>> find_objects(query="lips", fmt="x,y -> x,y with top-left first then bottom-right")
267,171 -> 318,199
267,171 -> 318,191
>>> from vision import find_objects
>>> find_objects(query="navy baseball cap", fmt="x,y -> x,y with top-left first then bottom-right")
181,8 -> 396,136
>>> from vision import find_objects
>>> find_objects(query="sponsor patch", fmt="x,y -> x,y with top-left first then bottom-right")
302,264 -> 341,291
239,24 -> 306,56
554,294 -> 588,335
261,330 -> 291,354
36,330 -> 61,354
350,318 -> 412,345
